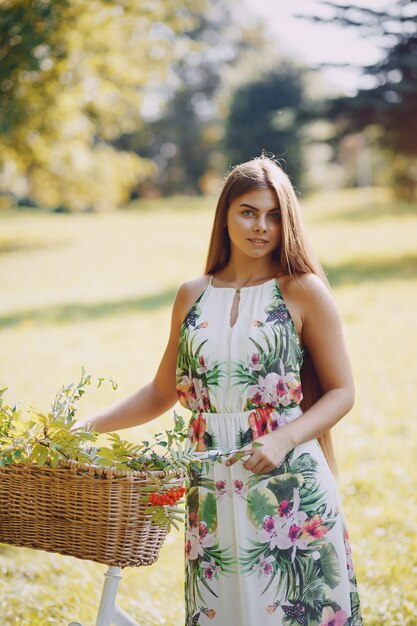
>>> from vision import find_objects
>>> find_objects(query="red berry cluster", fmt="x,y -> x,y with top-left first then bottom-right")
149,485 -> 186,506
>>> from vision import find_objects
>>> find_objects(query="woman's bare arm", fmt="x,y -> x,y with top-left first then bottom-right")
73,276 -> 210,433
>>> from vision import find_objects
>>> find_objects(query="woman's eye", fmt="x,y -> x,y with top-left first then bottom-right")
241,209 -> 280,219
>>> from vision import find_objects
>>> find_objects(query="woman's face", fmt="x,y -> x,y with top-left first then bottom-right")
226,188 -> 281,260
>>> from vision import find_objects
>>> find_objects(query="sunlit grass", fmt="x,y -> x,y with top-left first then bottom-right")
0,187 -> 416,625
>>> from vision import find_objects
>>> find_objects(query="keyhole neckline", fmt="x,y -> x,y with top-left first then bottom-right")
209,272 -> 283,291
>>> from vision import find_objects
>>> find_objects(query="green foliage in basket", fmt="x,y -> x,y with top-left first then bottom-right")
0,368 -> 196,530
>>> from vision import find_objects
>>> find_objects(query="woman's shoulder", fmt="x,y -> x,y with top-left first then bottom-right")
177,274 -> 211,297
173,275 -> 212,323
281,271 -> 330,294
280,272 -> 335,321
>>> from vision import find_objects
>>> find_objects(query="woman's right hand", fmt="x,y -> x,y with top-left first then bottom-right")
71,417 -> 94,431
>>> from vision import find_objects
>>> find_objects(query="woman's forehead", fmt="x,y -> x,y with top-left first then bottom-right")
232,188 -> 279,209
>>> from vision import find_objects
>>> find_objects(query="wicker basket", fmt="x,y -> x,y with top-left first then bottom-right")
0,460 -> 185,568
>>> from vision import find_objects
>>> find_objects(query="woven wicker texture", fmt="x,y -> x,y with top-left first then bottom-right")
0,460 -> 184,568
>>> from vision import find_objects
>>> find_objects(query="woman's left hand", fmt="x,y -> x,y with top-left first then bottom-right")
225,430 -> 293,474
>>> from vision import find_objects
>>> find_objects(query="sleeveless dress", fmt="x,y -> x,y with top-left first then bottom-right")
176,274 -> 363,626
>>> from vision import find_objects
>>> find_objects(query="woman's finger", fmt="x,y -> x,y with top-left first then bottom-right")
249,460 -> 271,474
244,455 -> 269,473
225,448 -> 253,467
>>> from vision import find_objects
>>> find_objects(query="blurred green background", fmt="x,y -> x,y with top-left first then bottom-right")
0,1 -> 416,624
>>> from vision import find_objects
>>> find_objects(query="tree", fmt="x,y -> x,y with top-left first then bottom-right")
298,1 -> 417,195
116,0 -> 269,196
0,0 -> 206,210
222,64 -> 307,189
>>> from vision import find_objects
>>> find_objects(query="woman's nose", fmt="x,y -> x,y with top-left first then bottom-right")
254,215 -> 267,231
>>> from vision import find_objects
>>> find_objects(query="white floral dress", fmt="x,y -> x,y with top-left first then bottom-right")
176,274 -> 363,626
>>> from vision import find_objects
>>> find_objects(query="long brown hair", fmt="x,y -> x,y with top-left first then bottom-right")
204,154 -> 339,478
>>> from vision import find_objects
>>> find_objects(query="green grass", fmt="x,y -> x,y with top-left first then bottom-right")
0,187 -> 416,625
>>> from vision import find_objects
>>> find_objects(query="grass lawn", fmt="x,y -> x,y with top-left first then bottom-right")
0,187 -> 416,625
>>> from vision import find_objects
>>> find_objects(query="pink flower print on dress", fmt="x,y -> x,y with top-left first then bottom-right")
196,355 -> 209,375
253,554 -> 275,577
300,514 -> 328,542
248,408 -> 268,438
215,480 -> 227,496
178,373 -> 211,412
233,479 -> 246,497
185,522 -> 215,561
269,417 -> 279,431
262,372 -> 283,405
248,368 -> 295,408
185,538 -> 192,558
343,525 -> 355,578
189,377 -> 211,412
190,413 -> 207,452
288,524 -> 302,541
289,383 -> 303,404
201,557 -> 219,581
278,499 -> 292,517
177,374 -> 193,408
247,361 -> 302,408
247,352 -> 263,373
251,391 -> 263,407
251,319 -> 263,327
257,515 -> 291,551
278,359 -> 303,405
188,511 -> 198,528
319,606 -> 349,626
248,407 -> 282,440
257,489 -> 309,562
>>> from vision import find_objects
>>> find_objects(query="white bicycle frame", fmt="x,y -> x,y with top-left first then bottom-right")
68,566 -> 140,626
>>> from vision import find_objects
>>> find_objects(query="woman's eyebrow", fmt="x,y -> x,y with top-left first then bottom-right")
239,203 -> 280,211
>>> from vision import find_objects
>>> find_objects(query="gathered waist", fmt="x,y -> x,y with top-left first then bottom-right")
187,405 -> 303,456
191,405 -> 303,421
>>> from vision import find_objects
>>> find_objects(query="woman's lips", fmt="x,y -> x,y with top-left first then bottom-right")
248,238 -> 268,246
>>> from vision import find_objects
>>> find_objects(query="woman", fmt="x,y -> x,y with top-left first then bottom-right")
76,155 -> 363,626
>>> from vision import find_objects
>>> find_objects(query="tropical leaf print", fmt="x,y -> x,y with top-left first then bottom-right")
267,473 -> 305,502
318,542 -> 342,589
297,560 -> 329,610
199,492 -> 217,533
298,481 -> 328,515
349,591 -> 364,625
291,452 -> 319,476
247,488 -> 277,528
203,430 -> 218,451
235,427 -> 253,449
